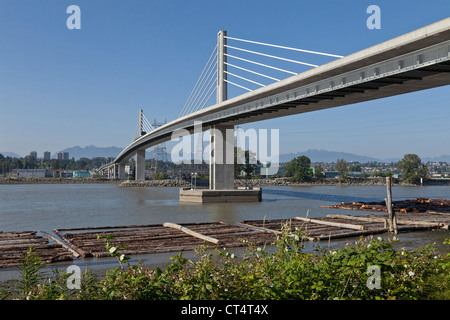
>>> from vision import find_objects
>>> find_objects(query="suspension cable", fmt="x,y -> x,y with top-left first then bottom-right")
182,59 -> 217,116
185,67 -> 217,115
224,79 -> 252,92
225,62 -> 280,81
225,45 -> 318,68
182,58 -> 217,116
225,36 -> 344,58
180,45 -> 218,117
225,71 -> 265,87
199,84 -> 217,110
181,46 -> 217,116
225,53 -> 297,75
193,79 -> 217,112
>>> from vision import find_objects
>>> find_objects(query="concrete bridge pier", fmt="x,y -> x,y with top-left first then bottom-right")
118,163 -> 126,180
135,149 -> 146,180
179,122 -> 261,203
209,124 -> 234,190
108,165 -> 115,179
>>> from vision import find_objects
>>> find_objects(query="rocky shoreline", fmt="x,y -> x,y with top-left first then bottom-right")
120,177 -> 396,188
1,177 -> 448,187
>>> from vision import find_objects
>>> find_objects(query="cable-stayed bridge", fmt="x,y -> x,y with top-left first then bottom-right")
99,18 -> 450,197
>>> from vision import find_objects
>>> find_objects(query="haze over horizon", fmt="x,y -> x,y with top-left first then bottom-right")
2,144 -> 449,164
1,1 -> 449,159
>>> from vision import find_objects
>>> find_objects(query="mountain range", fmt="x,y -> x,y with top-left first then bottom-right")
2,146 -> 450,163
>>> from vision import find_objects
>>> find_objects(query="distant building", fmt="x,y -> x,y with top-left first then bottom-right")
57,152 -> 69,160
73,170 -> 90,178
324,171 -> 340,178
324,171 -> 364,178
14,169 -> 47,178
43,151 -> 51,160
29,151 -> 37,159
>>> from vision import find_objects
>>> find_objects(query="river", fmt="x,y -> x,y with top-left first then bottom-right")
0,184 -> 449,281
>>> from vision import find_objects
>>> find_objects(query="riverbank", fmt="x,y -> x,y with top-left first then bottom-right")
120,177 -> 391,188
0,177 -> 120,185
120,177 -> 450,187
2,177 -> 449,187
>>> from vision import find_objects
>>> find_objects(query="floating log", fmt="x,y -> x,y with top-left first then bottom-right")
294,216 -> 366,230
233,222 -> 315,241
53,228 -> 91,258
56,223 -> 164,232
163,222 -> 220,245
426,210 -> 450,216
395,219 -> 445,228
40,231 -> 80,258
326,214 -> 388,227
313,228 -> 388,241
325,214 -> 447,230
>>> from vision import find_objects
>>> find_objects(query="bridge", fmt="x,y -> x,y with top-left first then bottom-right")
99,18 -> 450,201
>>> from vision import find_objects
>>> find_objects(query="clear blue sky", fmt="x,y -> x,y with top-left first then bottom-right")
0,0 -> 449,160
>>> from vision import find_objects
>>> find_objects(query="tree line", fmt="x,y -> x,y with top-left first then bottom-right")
0,154 -> 113,175
1,152 -> 430,184
284,153 -> 429,184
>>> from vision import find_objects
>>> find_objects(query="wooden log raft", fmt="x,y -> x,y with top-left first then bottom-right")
0,231 -> 73,268
320,198 -> 450,214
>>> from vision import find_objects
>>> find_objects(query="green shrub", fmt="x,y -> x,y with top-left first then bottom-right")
3,229 -> 449,300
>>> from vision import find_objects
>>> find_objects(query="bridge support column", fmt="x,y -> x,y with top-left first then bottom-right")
135,149 -> 146,181
118,163 -> 126,180
209,124 -> 234,190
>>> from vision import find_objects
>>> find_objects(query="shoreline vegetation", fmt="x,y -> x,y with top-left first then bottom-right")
1,176 -> 449,187
1,227 -> 449,300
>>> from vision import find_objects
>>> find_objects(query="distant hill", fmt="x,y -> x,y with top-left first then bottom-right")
0,152 -> 23,158
54,145 -> 124,160
279,149 -> 382,163
279,150 -> 450,163
4,145 -> 448,163
422,155 -> 450,163
55,145 -> 172,160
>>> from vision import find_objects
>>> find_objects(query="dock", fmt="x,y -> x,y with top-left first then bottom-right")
1,198 -> 449,268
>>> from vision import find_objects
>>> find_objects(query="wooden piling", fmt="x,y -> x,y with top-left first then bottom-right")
386,177 -> 397,234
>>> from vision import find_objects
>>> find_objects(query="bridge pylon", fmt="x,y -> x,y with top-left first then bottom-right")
180,30 -> 261,202
208,30 -> 235,190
